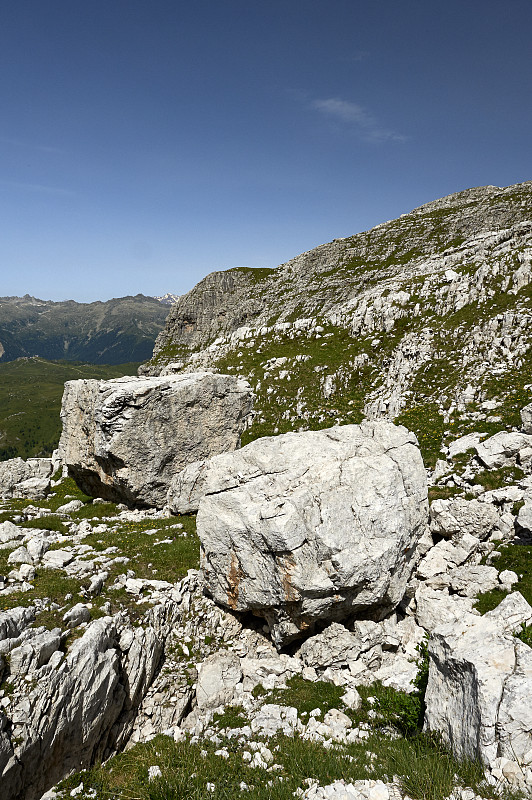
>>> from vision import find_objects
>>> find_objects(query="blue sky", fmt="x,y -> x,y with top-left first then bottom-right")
1,0 -> 531,302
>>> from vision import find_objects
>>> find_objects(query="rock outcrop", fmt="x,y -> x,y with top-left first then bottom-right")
424,592 -> 532,766
0,457 -> 53,499
196,421 -> 428,646
143,269 -> 273,371
58,372 -> 253,507
0,601 -> 181,800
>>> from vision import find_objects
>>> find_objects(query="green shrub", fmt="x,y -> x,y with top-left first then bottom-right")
518,625 -> 532,648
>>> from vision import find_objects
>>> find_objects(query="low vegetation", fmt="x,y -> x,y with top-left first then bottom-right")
0,477 -> 200,623
57,730 -> 507,800
475,542 -> 532,614
55,633 -> 519,800
57,668 -> 512,800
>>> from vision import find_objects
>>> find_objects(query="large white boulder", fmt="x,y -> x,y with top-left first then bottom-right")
196,421 -> 428,646
0,458 -> 53,499
424,592 -> 532,766
58,372 -> 253,507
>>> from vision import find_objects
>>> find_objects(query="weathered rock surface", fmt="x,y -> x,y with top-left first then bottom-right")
429,497 -> 500,542
196,421 -> 428,646
516,500 -> 532,539
475,431 -> 532,469
0,607 -> 35,644
166,458 -> 209,514
424,592 -> 532,766
298,623 -> 368,669
144,182 -> 532,378
58,372 -> 253,507
6,182 -> 532,799
196,650 -> 242,709
521,402 -> 532,434
0,602 -> 180,800
0,458 -> 53,499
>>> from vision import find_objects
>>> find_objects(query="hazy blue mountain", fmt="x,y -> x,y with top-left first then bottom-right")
0,294 -> 170,365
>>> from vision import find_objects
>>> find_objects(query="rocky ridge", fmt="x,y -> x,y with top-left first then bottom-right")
142,181 -> 532,469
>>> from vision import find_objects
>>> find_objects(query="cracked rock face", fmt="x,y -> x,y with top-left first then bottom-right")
196,421 -> 428,646
58,372 -> 253,507
0,457 -> 53,500
0,602 -> 180,800
424,592 -> 532,765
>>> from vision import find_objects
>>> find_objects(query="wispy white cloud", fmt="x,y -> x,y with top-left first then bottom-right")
0,137 -> 63,154
0,179 -> 75,197
311,97 -> 406,143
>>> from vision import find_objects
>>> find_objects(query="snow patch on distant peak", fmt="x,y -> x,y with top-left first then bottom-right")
155,293 -> 180,305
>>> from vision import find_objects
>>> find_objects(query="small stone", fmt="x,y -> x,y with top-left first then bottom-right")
148,765 -> 162,781
62,604 -> 91,629
499,570 -> 519,587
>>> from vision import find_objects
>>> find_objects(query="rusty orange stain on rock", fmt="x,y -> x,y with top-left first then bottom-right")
227,552 -> 243,610
278,554 -> 298,603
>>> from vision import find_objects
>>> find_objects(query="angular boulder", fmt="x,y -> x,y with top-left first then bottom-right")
424,592 -> 532,766
58,372 -> 253,507
520,402 -> 532,434
0,458 -> 53,499
429,497 -> 500,542
196,421 -> 428,646
475,431 -> 532,469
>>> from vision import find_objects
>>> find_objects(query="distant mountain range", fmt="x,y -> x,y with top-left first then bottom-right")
0,293 -> 172,365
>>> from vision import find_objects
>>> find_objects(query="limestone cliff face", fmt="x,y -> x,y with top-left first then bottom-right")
141,181 -> 532,467
142,269 -> 273,373
144,182 -> 532,374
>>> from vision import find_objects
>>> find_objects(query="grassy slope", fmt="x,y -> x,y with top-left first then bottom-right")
0,358 -> 140,461
210,255 -> 532,468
